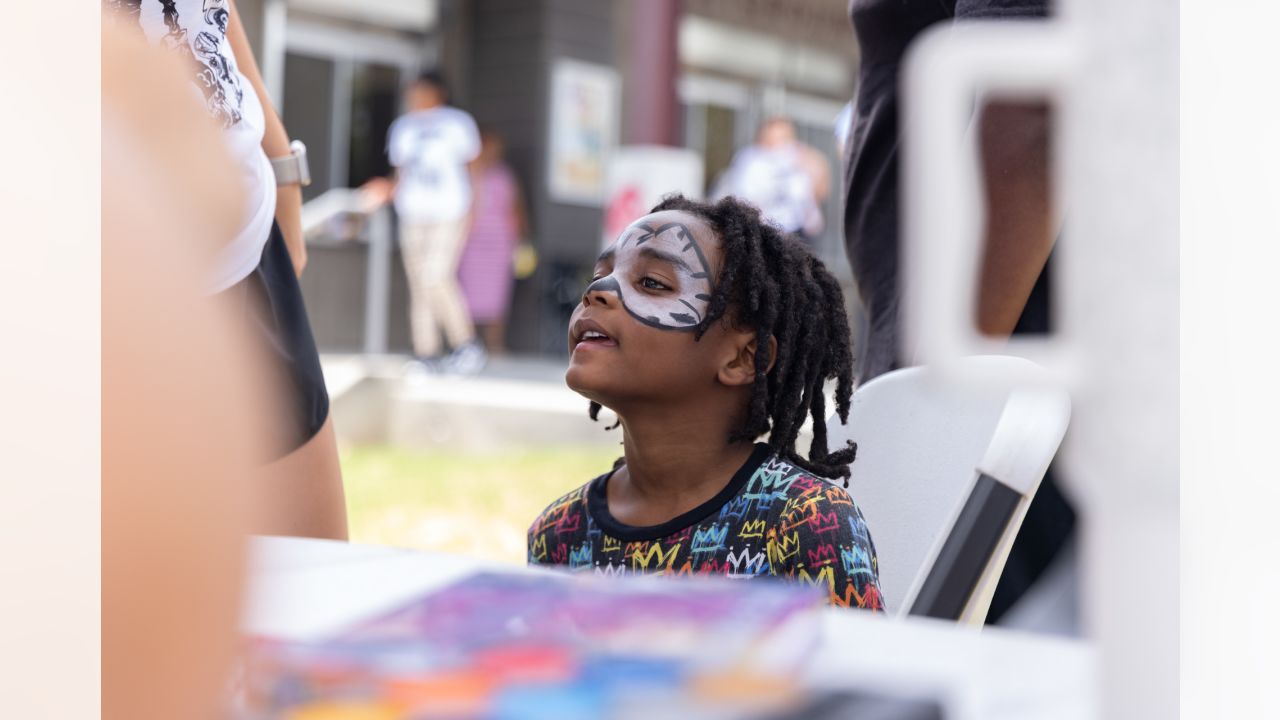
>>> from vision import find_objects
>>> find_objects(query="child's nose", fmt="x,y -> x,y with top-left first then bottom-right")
582,276 -> 621,307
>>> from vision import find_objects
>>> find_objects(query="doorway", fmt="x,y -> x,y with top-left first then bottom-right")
279,19 -> 427,200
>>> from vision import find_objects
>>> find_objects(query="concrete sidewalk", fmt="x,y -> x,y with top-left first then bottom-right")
323,353 -> 823,452
322,354 -> 620,451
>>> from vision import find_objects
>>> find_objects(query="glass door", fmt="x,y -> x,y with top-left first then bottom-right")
347,62 -> 403,189
283,52 -> 337,201
279,18 -> 426,200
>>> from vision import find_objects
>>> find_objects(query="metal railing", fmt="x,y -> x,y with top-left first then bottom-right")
301,189 -> 393,356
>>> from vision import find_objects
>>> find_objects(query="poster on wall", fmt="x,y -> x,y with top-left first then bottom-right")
547,59 -> 620,206
602,146 -> 705,247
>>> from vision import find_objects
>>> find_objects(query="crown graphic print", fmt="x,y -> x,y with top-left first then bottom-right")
527,445 -> 886,611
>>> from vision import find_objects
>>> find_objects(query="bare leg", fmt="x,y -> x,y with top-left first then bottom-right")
255,416 -> 349,540
480,321 -> 507,355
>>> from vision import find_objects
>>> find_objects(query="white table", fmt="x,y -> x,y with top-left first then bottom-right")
245,536 -> 1096,720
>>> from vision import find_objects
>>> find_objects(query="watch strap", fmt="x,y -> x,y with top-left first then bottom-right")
270,141 -> 311,187
271,154 -> 303,186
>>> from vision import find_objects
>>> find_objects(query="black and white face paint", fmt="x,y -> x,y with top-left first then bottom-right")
585,219 -> 714,331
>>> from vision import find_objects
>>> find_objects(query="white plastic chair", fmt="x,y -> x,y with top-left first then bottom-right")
826,355 -> 1070,624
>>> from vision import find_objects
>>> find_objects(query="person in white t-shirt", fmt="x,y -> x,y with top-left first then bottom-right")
713,117 -> 829,243
373,71 -> 485,372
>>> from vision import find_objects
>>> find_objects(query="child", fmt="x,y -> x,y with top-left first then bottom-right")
527,195 -> 884,611
458,129 -> 526,355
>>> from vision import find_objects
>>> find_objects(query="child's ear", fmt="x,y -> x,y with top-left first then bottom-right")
719,332 -> 777,387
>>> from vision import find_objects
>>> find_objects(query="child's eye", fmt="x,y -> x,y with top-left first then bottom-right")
640,277 -> 670,291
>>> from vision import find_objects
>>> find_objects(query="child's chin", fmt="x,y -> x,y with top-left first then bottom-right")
564,367 -> 610,404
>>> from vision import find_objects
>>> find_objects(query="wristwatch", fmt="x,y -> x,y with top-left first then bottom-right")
270,139 -> 311,187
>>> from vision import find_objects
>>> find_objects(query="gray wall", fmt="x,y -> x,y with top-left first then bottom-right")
290,0 -> 623,356
463,0 -> 617,355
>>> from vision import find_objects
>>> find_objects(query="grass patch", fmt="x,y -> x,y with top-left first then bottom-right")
341,444 -> 621,565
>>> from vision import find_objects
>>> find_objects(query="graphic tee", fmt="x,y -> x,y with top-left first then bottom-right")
119,0 -> 278,293
388,107 -> 482,224
527,444 -> 886,610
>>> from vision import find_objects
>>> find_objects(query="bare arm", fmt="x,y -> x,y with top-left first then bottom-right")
513,174 -> 530,239
975,100 -> 1057,337
463,160 -> 481,241
226,1 -> 307,276
799,143 -> 832,202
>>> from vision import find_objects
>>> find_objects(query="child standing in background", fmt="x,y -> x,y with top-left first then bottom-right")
459,129 -> 527,355
385,71 -> 486,373
527,195 -> 884,610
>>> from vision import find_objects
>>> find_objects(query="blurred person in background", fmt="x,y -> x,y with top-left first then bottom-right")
842,0 -> 1069,625
459,128 -> 528,356
713,116 -> 829,244
104,0 -> 347,540
367,71 -> 486,374
104,21 -> 270,718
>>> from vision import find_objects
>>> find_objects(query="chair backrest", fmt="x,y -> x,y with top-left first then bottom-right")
827,356 -> 1070,622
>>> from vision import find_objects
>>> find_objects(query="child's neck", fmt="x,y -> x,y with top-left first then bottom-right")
607,402 -> 756,526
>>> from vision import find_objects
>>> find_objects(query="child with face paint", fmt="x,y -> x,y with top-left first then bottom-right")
527,195 -> 884,610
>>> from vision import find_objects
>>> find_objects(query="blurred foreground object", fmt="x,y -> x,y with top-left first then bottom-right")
244,564 -> 828,718
242,536 -> 1093,719
844,0 -> 1056,383
109,0 -> 350,541
901,0 -> 1178,714
103,23 -> 272,719
842,0 -> 1070,633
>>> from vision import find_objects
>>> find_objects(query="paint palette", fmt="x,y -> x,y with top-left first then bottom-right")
239,570 -> 827,719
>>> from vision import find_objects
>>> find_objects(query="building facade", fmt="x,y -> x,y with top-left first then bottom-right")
239,0 -> 858,356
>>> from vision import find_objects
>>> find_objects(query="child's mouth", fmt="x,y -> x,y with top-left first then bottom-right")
576,330 -> 618,349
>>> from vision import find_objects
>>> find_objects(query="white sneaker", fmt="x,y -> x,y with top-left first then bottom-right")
445,341 -> 488,375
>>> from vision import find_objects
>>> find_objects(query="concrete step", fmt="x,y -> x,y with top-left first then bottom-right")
322,354 -> 820,454
323,354 -> 620,451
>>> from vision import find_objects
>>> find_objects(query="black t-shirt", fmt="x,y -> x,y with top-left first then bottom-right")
842,0 -> 1051,383
527,444 -> 885,610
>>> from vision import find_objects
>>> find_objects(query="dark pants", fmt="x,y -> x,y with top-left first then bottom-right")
986,260 -> 1076,623
231,223 -> 331,457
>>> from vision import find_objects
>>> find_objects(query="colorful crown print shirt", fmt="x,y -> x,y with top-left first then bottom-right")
527,444 -> 885,611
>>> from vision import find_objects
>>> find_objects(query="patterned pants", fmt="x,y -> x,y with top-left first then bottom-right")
400,218 -> 474,357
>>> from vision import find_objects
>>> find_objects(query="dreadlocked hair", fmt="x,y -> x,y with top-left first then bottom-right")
587,194 -> 858,486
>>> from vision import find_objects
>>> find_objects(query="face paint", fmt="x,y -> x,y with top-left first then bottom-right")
585,220 -> 714,331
